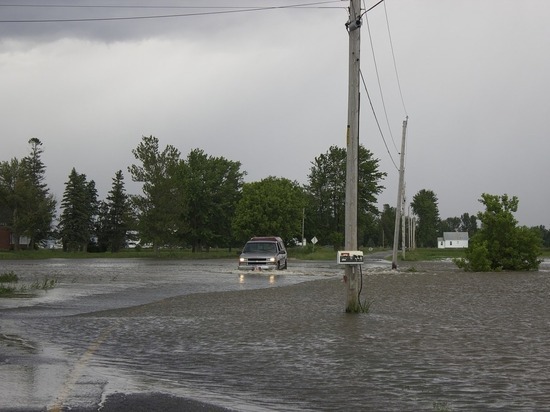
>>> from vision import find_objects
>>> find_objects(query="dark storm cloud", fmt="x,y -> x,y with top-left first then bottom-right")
0,1 -> 343,42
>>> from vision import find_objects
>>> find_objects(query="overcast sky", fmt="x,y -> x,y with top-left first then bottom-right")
1,0 -> 549,228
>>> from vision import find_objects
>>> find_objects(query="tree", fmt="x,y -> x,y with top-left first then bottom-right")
306,145 -> 386,247
410,189 -> 440,247
455,194 -> 542,271
439,216 -> 461,233
179,149 -> 245,252
379,204 -> 396,248
533,225 -> 550,248
21,138 -> 56,247
459,212 -> 478,236
97,170 -> 133,253
232,177 -> 305,244
0,158 -> 34,250
58,168 -> 98,252
128,136 -> 183,252
0,139 -> 56,250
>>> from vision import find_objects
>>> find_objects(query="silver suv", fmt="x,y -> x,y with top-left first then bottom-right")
238,236 -> 288,270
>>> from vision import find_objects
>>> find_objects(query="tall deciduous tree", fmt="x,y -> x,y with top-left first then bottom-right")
179,149 -> 244,251
58,168 -> 98,252
0,158 -> 34,250
232,177 -> 305,244
306,145 -> 385,247
411,189 -> 440,247
128,135 -> 182,252
455,194 -> 542,271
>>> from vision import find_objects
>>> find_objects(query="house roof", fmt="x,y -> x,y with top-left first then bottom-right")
443,232 -> 469,241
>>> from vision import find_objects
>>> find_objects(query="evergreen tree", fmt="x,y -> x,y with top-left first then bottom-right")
58,168 -> 98,252
97,170 -> 133,252
21,138 -> 56,247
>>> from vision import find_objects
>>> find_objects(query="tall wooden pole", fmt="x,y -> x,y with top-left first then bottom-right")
391,117 -> 408,269
345,0 -> 362,312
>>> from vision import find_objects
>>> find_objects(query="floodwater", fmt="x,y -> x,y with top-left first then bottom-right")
1,257 -> 550,411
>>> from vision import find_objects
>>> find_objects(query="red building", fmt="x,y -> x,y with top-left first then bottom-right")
0,226 -> 31,250
0,226 -> 11,250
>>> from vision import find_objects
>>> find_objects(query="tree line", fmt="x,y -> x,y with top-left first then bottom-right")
1,137 -> 549,253
0,136 -> 385,252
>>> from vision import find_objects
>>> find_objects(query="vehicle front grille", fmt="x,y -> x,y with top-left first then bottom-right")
246,258 -> 271,265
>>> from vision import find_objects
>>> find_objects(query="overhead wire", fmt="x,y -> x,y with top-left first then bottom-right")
383,0 -> 407,116
364,11 -> 399,154
357,0 -> 410,179
360,69 -> 399,171
0,1 -> 345,23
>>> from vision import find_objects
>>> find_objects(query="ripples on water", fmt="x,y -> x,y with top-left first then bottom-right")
3,259 -> 550,411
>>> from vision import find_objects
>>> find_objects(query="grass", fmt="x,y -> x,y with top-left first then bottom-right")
399,248 -> 466,262
1,246 -> 548,262
0,271 -> 18,282
0,270 -> 57,297
0,248 -> 238,260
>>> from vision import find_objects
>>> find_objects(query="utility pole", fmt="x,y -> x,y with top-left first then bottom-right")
344,0 -> 362,312
391,117 -> 408,269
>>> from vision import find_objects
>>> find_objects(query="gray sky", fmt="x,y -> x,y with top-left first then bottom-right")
2,0 -> 549,228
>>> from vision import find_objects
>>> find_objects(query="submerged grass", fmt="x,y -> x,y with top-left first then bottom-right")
0,270 -> 57,297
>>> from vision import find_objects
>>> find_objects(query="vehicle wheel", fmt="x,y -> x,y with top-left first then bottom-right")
283,259 -> 287,270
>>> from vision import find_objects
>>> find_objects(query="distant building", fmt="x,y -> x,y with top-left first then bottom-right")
0,226 -> 10,250
0,226 -> 31,250
437,232 -> 469,249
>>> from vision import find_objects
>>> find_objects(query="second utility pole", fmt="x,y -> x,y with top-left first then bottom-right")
391,117 -> 408,269
344,0 -> 362,312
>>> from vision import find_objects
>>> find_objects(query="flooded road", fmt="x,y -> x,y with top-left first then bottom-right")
1,257 -> 550,411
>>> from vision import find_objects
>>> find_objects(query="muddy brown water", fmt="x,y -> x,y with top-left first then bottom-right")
1,258 -> 550,411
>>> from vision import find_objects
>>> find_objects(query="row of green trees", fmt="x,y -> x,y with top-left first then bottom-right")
403,189 -> 546,271
404,188 -> 550,250
0,136 -> 387,252
2,137 -> 549,258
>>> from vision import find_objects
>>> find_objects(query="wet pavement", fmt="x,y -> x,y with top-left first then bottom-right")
1,257 -> 550,411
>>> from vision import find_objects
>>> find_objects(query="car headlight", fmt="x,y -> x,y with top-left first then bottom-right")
239,257 -> 246,263
269,257 -> 276,262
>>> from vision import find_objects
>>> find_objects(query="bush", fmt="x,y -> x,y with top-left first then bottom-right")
455,194 -> 542,272
0,271 -> 18,283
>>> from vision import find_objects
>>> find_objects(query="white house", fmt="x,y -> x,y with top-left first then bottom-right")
437,232 -> 469,249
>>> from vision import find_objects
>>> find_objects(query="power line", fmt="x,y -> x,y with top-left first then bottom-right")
383,0 -> 408,116
0,1 -> 344,23
364,11 -> 400,154
359,69 -> 399,171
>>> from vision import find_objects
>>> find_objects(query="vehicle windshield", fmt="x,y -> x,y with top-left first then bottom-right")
243,242 -> 277,254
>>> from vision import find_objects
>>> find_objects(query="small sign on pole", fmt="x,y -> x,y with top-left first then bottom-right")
311,236 -> 318,251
